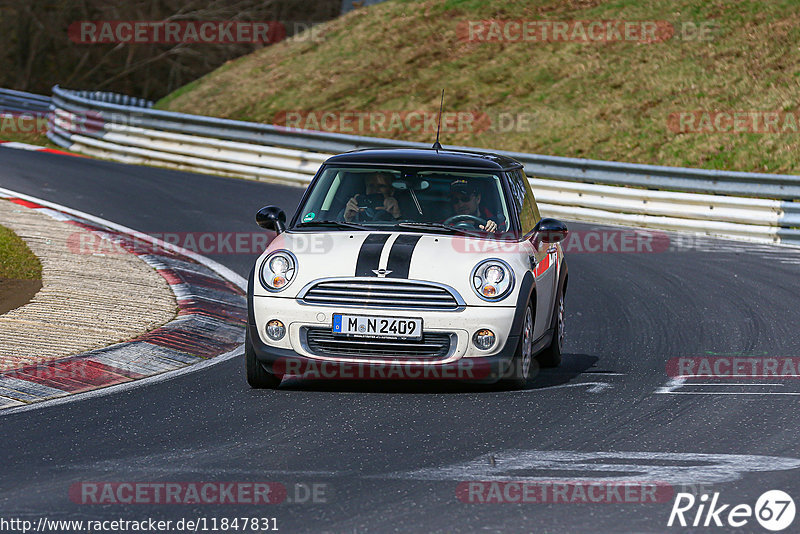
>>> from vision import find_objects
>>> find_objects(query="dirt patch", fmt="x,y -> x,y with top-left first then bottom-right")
0,278 -> 42,315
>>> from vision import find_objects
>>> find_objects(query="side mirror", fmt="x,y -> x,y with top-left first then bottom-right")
256,206 -> 286,234
533,218 -> 568,245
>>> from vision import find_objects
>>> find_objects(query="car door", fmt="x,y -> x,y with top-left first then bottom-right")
508,168 -> 556,340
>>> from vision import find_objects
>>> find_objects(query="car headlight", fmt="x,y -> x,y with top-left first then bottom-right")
260,250 -> 297,292
471,259 -> 514,301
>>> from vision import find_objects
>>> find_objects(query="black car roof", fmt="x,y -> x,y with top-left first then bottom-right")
324,148 -> 523,171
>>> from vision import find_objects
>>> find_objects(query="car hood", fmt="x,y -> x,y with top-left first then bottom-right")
253,231 -> 531,306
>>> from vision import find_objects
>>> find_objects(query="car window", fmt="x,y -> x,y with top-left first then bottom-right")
507,168 -> 540,235
294,166 -> 511,233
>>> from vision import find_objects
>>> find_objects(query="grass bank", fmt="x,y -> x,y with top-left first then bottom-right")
157,0 -> 800,173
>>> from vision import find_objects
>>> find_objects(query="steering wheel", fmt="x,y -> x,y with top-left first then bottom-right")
443,214 -> 486,228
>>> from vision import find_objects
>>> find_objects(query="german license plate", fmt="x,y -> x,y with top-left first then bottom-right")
332,314 -> 423,340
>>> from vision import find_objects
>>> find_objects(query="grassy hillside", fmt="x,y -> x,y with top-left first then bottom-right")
158,0 -> 800,173
0,224 -> 41,280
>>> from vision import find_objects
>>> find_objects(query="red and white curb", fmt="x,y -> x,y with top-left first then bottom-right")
0,139 -> 82,157
0,187 -> 248,413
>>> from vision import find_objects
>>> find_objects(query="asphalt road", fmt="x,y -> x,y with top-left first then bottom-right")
2,148 -> 800,533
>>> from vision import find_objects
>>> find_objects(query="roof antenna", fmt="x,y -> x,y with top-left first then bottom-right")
432,89 -> 444,152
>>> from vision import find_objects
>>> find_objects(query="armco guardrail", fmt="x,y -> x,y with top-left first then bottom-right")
0,88 -> 51,115
45,85 -> 800,245
66,90 -> 154,109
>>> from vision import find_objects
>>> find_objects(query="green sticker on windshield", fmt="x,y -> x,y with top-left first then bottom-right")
302,212 -> 315,222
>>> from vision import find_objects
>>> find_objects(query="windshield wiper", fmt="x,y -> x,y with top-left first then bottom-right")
295,220 -> 371,230
394,222 -> 475,235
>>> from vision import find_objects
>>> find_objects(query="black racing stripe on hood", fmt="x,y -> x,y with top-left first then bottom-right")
355,233 -> 391,276
385,234 -> 423,279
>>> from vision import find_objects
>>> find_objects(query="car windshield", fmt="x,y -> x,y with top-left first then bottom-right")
293,166 -> 512,234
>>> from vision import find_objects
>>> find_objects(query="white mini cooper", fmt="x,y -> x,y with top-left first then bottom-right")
246,148 -> 568,389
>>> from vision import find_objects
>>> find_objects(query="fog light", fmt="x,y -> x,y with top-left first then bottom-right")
266,319 -> 286,341
473,329 -> 496,350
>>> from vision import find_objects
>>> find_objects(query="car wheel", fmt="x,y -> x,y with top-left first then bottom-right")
536,286 -> 564,368
245,327 -> 282,389
500,301 -> 535,389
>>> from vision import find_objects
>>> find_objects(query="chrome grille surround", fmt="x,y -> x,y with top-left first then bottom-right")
296,277 -> 465,311
301,327 -> 455,361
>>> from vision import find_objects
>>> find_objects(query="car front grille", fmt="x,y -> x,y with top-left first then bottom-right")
298,279 -> 463,311
303,327 -> 453,360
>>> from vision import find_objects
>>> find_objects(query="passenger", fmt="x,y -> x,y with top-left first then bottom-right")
343,172 -> 401,222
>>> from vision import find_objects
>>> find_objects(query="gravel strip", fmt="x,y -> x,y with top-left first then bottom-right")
0,200 -> 177,371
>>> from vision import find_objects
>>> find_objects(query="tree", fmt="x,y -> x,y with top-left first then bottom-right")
0,0 -> 341,99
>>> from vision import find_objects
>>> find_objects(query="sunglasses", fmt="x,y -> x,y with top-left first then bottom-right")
450,193 -> 474,203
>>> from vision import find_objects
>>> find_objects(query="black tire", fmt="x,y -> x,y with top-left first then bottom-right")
536,286 -> 564,368
245,328 -> 282,389
499,301 -> 537,389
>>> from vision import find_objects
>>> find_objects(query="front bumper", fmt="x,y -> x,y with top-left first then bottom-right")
246,269 -> 536,382
247,323 -> 519,382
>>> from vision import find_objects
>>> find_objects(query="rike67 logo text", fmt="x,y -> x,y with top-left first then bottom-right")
668,490 -> 795,531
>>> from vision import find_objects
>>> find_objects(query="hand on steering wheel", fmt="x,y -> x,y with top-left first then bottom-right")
443,214 -> 486,228
443,214 -> 498,231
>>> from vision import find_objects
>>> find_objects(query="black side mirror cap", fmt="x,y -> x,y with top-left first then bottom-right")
533,218 -> 568,245
256,206 -> 286,234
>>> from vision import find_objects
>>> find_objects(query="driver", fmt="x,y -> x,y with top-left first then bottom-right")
448,179 -> 499,232
343,172 -> 402,222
